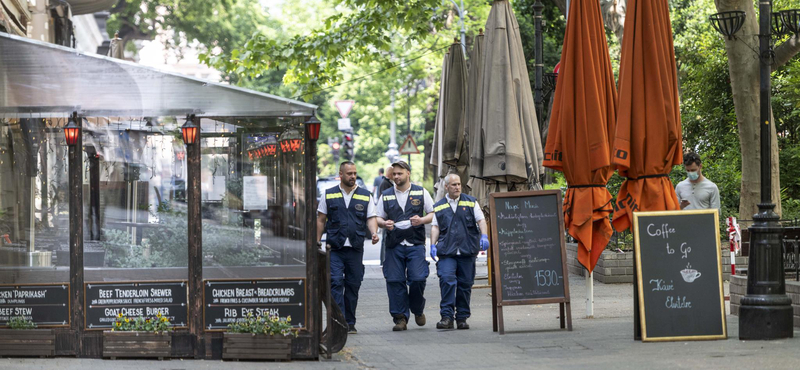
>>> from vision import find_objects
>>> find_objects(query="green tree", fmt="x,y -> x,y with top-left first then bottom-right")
108,0 -> 278,56
203,0 -> 451,99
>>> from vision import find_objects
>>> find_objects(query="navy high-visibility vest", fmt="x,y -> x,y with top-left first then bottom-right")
324,186 -> 372,251
382,184 -> 426,247
432,194 -> 481,257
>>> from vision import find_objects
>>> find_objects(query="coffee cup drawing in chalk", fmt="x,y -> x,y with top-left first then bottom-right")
681,262 -> 702,283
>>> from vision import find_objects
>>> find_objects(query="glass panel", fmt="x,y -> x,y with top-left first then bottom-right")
84,116 -> 188,282
0,118 -> 70,280
202,117 -> 307,279
0,118 -> 70,326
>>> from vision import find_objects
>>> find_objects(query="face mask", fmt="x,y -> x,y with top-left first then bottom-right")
687,171 -> 699,181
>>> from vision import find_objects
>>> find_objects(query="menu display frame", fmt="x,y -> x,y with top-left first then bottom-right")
488,189 -> 572,334
633,209 -> 727,342
0,283 -> 70,328
84,280 -> 189,331
203,277 -> 307,332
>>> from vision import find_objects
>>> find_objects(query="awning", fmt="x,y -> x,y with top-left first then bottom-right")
0,32 -> 317,118
68,0 -> 118,16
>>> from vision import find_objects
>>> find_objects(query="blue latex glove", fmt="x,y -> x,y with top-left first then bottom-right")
430,244 -> 437,260
480,234 -> 490,251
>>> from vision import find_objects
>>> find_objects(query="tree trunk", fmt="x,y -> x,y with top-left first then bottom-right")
714,0 -> 781,221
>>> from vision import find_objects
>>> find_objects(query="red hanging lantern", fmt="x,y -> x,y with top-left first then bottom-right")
181,115 -> 199,146
305,115 -> 321,141
63,116 -> 80,146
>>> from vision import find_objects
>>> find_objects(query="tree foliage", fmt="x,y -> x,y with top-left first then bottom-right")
202,0 -> 450,99
108,0 -> 277,56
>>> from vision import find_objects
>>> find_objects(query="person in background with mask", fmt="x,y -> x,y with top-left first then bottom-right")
675,152 -> 720,213
429,173 -> 488,330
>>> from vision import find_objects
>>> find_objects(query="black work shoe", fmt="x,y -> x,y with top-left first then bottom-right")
392,316 -> 408,331
456,320 -> 470,330
436,316 -> 454,329
414,313 -> 426,326
348,324 -> 357,334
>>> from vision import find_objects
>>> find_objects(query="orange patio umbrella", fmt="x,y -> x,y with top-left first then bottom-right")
611,0 -> 682,232
544,0 -> 617,273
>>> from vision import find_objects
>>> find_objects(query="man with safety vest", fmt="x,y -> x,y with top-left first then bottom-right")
430,173 -> 489,330
316,161 -> 380,334
376,161 -> 435,331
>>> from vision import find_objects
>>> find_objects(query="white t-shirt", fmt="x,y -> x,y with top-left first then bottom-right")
675,178 -> 721,213
317,185 -> 376,247
375,185 -> 434,246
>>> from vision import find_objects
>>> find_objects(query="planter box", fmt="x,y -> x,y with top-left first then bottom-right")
0,329 -> 55,357
222,333 -> 292,361
103,331 -> 172,359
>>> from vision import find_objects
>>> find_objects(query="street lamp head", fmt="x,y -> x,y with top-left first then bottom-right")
709,11 -> 746,40
305,115 -> 321,141
181,115 -> 198,146
64,113 -> 80,147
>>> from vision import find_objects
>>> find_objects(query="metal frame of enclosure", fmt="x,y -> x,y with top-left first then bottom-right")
0,32 -> 323,359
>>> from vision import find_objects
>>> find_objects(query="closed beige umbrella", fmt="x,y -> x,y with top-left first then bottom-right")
430,52 -> 449,201
467,31 -> 487,205
477,0 -> 543,189
441,40 -> 468,167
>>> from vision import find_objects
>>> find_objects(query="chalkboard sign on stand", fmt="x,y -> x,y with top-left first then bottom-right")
489,189 -> 572,334
633,209 -> 727,342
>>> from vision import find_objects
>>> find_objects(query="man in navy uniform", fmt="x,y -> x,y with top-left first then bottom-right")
376,161 -> 435,331
430,173 -> 489,330
316,161 -> 380,334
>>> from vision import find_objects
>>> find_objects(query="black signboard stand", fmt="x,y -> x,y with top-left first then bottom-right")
633,209 -> 727,342
0,283 -> 70,327
489,189 -> 572,334
84,281 -> 188,330
203,278 -> 307,331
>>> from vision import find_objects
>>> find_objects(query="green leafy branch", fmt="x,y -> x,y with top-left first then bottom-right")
200,0 -> 447,99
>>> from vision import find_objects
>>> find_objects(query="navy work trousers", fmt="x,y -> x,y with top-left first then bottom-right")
436,255 -> 476,320
383,244 -> 429,321
330,247 -> 365,326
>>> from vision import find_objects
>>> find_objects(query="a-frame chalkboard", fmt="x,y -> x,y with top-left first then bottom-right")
633,209 -> 727,342
489,189 -> 572,334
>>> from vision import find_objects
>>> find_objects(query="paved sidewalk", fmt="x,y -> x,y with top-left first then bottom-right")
5,265 -> 800,370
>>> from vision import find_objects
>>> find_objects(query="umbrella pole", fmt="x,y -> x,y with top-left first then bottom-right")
586,271 -> 594,318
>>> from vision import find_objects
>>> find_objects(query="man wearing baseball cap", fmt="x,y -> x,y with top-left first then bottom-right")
375,161 -> 435,331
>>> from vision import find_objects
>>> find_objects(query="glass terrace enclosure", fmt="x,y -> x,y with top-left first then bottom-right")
0,32 -> 323,359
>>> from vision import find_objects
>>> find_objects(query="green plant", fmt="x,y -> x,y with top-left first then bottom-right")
8,316 -> 36,330
111,312 -> 172,333
227,312 -> 296,337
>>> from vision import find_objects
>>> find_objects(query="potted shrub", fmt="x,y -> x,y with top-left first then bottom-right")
103,313 -> 173,360
0,316 -> 55,357
223,312 -> 296,361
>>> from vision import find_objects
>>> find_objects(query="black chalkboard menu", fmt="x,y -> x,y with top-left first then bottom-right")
0,283 -> 69,327
203,278 -> 306,331
633,210 -> 727,342
85,281 -> 188,330
489,189 -> 572,334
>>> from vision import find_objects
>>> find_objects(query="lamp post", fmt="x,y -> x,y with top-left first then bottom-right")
182,114 -> 204,356
304,114 -> 322,357
64,112 -> 84,356
739,0 -> 794,340
708,1 -> 796,340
